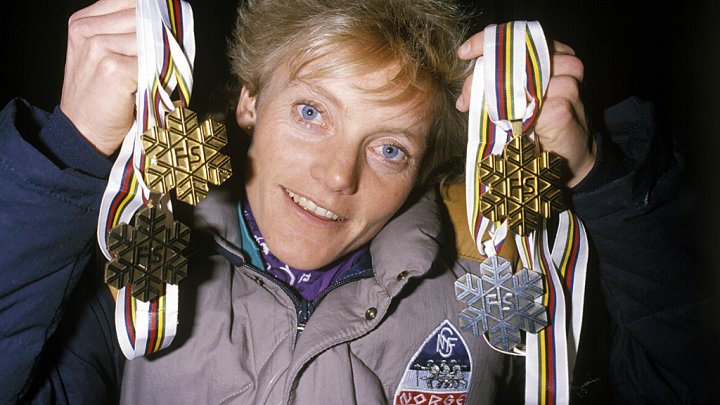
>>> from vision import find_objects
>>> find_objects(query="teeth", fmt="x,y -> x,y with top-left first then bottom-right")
286,189 -> 342,221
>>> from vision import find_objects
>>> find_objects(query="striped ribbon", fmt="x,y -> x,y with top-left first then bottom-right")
519,211 -> 588,405
97,0 -> 195,359
465,21 -> 589,404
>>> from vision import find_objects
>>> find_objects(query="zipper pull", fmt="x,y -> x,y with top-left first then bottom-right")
297,300 -> 309,334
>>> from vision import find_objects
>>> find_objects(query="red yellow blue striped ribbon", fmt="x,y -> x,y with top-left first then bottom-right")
517,211 -> 588,405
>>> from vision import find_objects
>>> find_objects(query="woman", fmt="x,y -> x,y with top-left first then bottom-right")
0,0 -> 592,403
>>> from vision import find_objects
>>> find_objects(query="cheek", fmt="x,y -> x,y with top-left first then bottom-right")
359,174 -> 415,226
246,122 -> 299,173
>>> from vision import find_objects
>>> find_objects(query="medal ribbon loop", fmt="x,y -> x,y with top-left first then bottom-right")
465,21 -> 550,253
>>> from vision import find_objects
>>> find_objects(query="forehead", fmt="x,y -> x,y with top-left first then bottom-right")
314,69 -> 430,135
288,44 -> 435,104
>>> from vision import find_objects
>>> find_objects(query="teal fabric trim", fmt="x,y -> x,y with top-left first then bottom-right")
237,201 -> 264,269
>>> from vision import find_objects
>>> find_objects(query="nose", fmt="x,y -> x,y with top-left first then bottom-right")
309,140 -> 361,195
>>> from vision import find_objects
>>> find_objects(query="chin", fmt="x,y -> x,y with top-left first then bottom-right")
273,246 -> 341,271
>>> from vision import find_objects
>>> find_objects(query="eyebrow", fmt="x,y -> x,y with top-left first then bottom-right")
292,78 -> 346,113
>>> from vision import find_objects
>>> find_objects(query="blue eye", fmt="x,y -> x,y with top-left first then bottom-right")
382,145 -> 404,160
300,104 -> 319,121
383,145 -> 399,159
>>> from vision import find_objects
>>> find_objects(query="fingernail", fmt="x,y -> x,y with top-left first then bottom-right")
459,42 -> 470,57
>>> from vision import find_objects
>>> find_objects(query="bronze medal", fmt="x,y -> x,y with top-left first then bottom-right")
143,107 -> 232,206
104,206 -> 191,302
478,134 -> 564,236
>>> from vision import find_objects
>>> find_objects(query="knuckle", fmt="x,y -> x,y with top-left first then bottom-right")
543,98 -> 575,123
68,17 -> 94,40
97,54 -> 123,75
562,55 -> 584,81
68,10 -> 82,27
553,54 -> 584,79
570,56 -> 584,80
86,34 -> 105,55
552,76 -> 580,99
98,55 -> 137,89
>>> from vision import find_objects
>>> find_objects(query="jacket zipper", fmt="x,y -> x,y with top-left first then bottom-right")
217,240 -> 374,338
239,263 -> 372,338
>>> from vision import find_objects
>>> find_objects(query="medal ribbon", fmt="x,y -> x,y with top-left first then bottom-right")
96,0 -> 195,359
465,21 -> 589,404
519,212 -> 588,405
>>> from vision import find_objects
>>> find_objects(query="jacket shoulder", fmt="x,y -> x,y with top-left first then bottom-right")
440,182 -> 519,267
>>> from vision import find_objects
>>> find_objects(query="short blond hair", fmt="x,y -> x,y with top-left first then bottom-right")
228,0 -> 470,186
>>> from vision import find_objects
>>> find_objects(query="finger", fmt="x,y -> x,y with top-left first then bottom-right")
552,40 -> 575,56
456,72 -> 474,112
543,77 -> 588,133
534,97 -> 593,185
552,54 -> 584,82
458,30 -> 485,60
71,0 -> 135,21
545,76 -> 579,102
69,8 -> 136,41
83,32 -> 139,59
535,98 -> 585,155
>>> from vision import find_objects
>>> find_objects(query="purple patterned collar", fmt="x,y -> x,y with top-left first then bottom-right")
241,200 -> 367,301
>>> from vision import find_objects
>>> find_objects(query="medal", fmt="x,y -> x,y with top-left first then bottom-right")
478,130 -> 564,236
105,205 -> 191,302
455,255 -> 547,352
143,107 -> 232,206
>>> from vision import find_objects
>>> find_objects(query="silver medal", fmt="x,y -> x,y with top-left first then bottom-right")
455,255 -> 548,352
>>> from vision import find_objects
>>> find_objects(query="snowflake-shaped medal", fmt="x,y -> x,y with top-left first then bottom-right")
104,206 -> 191,302
455,255 -> 548,352
478,135 -> 564,236
143,107 -> 232,206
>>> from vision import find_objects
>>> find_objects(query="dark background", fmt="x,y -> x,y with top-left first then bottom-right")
1,0 -> 717,263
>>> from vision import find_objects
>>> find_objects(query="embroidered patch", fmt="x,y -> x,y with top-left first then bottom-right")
393,320 -> 472,404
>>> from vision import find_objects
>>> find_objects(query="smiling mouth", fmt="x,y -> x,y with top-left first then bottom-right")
285,189 -> 344,221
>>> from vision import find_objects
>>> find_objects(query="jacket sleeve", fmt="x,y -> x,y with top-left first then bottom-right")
0,98 -> 112,403
571,97 -> 713,403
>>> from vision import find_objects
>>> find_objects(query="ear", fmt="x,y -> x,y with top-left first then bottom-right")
235,85 -> 257,133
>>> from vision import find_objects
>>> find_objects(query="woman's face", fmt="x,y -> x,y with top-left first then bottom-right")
238,58 -> 432,270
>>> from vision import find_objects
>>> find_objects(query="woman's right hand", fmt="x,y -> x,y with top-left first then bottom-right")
60,0 -> 137,157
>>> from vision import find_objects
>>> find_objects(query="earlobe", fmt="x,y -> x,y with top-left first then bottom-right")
236,86 -> 257,133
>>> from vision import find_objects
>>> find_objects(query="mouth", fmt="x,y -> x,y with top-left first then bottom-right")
285,188 -> 344,221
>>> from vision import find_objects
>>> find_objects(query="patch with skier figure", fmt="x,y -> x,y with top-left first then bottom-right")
394,320 -> 472,404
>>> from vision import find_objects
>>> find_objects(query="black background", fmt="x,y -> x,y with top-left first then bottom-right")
1,0 -> 717,266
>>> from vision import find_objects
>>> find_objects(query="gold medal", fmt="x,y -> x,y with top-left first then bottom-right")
104,206 -> 191,302
143,107 -> 232,206
478,134 -> 564,236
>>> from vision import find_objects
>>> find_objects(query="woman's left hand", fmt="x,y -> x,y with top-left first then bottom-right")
455,30 -> 595,188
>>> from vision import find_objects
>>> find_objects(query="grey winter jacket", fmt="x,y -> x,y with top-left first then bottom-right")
120,184 -> 523,404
